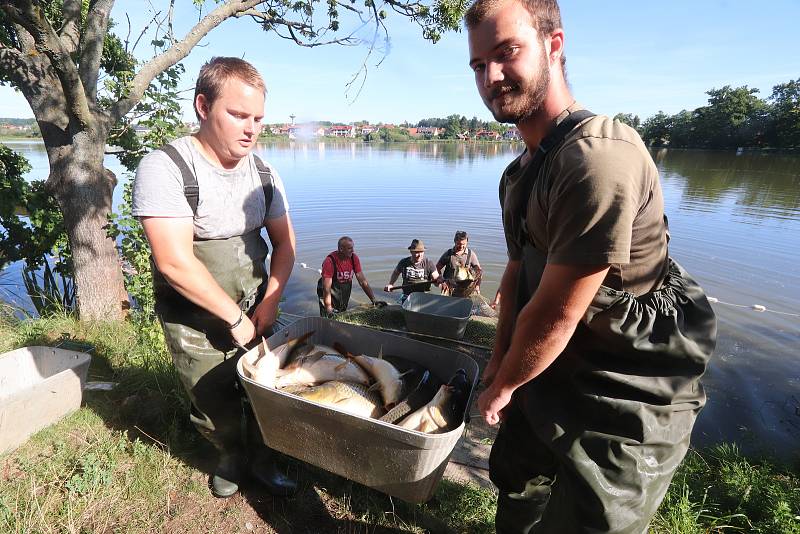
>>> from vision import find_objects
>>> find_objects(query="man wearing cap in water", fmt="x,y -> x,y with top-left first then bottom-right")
384,239 -> 444,301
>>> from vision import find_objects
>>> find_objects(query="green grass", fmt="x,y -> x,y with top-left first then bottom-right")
652,445 -> 800,533
1,314 -> 798,533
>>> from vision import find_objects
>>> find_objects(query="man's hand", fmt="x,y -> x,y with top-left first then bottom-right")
325,305 -> 335,315
372,300 -> 388,308
230,314 -> 256,347
481,354 -> 503,389
250,295 -> 279,336
478,384 -> 514,426
383,284 -> 393,292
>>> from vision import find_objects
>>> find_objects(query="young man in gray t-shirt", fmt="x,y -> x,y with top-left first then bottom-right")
133,57 -> 296,499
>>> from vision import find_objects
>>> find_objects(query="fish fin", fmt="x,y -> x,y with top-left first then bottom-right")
288,331 -> 315,347
302,352 -> 325,365
285,331 -> 316,363
367,382 -> 382,393
332,342 -> 349,356
377,346 -> 384,359
242,358 -> 258,379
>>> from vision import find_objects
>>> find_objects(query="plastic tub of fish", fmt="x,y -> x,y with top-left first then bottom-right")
401,292 -> 473,340
0,346 -> 91,454
236,317 -> 479,503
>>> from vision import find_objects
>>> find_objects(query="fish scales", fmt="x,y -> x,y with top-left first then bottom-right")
293,381 -> 384,418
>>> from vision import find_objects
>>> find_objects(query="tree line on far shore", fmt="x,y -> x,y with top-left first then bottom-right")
615,79 -> 800,150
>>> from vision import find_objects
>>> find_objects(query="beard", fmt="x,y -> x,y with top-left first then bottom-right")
485,48 -> 550,124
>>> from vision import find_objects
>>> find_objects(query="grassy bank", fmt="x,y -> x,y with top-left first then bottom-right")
1,313 -> 798,533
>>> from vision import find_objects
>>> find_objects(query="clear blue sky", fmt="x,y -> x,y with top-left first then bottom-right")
1,1 -> 798,125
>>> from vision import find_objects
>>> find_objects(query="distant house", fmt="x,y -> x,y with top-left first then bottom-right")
328,125 -> 354,137
269,124 -> 292,136
503,127 -> 521,140
417,126 -> 443,138
405,127 -> 419,137
475,129 -> 501,140
360,126 -> 377,135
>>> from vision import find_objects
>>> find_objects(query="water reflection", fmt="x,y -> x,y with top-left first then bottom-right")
653,149 -> 800,219
257,139 -> 524,166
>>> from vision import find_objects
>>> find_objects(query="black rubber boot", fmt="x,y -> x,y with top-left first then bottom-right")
249,447 -> 298,497
211,452 -> 243,498
243,392 -> 298,497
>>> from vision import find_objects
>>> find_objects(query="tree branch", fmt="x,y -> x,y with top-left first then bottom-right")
1,0 -> 94,130
237,9 -> 359,48
80,0 -> 115,104
107,0 -> 262,126
0,42 -> 36,89
59,0 -> 82,54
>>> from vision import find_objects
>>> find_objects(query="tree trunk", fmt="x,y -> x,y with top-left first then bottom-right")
47,133 -> 128,321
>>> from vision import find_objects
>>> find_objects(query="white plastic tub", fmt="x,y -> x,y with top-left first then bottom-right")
237,317 -> 479,502
0,346 -> 91,455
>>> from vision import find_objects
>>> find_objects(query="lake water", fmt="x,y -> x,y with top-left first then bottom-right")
3,139 -> 799,460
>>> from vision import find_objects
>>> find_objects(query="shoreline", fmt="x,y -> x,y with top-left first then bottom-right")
4,135 -> 797,153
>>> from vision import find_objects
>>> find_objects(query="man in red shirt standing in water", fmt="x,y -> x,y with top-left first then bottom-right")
318,236 -> 383,316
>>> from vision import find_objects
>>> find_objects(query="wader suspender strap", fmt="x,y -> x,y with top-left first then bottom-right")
252,155 -> 275,215
157,145 -> 275,216
518,110 -> 596,220
159,144 -> 199,214
327,252 -> 338,281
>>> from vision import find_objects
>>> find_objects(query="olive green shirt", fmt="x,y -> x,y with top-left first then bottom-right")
500,104 -> 669,295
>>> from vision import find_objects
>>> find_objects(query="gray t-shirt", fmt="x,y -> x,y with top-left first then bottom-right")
132,136 -> 289,239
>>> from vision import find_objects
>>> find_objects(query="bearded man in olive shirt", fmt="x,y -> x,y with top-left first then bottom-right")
466,0 -> 717,532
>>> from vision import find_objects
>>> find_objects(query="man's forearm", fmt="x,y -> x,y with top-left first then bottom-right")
158,258 -> 241,325
490,263 -> 609,395
491,297 -> 577,393
360,281 -> 376,302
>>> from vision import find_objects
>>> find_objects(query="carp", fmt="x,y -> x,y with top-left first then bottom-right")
275,352 -> 371,388
397,384 -> 453,433
293,381 -> 384,418
454,265 -> 474,282
351,353 -> 405,408
268,331 -> 315,367
241,338 -> 281,388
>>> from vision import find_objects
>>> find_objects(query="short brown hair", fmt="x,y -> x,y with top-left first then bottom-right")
194,57 -> 266,119
465,0 -> 566,70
